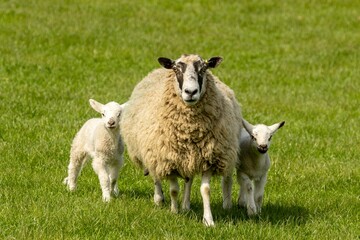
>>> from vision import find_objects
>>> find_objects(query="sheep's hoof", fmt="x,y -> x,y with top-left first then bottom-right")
247,205 -> 257,217
112,187 -> 119,197
223,201 -> 233,210
63,177 -> 68,185
154,193 -> 165,206
203,218 -> 215,227
102,195 -> 111,203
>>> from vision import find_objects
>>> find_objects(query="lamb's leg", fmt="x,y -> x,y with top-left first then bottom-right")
63,151 -> 87,191
254,173 -> 267,214
92,158 -> 111,202
240,172 -> 256,216
236,171 -> 247,208
169,175 -> 179,213
201,170 -> 214,227
222,175 -> 233,209
182,177 -> 193,211
108,158 -> 123,197
154,179 -> 164,206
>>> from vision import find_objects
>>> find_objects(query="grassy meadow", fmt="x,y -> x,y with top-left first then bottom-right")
0,0 -> 359,239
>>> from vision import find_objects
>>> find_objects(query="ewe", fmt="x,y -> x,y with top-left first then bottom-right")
63,99 -> 125,202
236,118 -> 285,216
121,54 -> 242,226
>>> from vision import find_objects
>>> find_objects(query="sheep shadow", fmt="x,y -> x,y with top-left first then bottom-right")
182,201 -> 309,226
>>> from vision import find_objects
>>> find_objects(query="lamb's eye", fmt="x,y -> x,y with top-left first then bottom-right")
102,113 -> 105,117
117,113 -> 121,117
251,135 -> 256,140
269,136 -> 272,141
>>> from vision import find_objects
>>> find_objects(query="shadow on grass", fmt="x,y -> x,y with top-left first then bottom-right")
182,201 -> 309,226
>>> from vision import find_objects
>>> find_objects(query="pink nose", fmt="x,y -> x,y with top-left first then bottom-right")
108,119 -> 115,126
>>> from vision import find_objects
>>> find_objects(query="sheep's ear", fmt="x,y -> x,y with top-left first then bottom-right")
242,119 -> 254,135
269,121 -> 285,134
158,57 -> 175,69
89,99 -> 103,114
206,57 -> 223,68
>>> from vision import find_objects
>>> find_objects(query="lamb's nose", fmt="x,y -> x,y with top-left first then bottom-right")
184,88 -> 198,97
108,119 -> 115,126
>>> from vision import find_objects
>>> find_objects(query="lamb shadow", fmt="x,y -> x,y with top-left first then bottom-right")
181,201 -> 309,226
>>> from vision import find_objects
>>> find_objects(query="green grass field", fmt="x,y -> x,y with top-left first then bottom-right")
0,0 -> 359,239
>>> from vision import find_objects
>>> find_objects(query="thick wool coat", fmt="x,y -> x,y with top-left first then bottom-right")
121,68 -> 241,179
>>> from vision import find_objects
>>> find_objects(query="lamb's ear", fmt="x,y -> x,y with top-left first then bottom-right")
269,121 -> 285,134
89,99 -> 103,114
206,57 -> 223,68
242,119 -> 254,135
158,57 -> 175,69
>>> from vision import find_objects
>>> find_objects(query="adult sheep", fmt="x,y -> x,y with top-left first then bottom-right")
121,54 -> 242,226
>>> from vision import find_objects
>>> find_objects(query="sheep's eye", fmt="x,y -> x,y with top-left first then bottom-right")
101,113 -> 105,117
117,113 -> 121,117
251,135 -> 256,140
269,136 -> 272,141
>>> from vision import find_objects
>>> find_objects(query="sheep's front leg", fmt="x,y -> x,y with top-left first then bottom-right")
254,173 -> 267,214
154,179 -> 164,206
92,159 -> 111,202
238,172 -> 256,216
182,177 -> 193,211
169,175 -> 179,213
201,171 -> 214,227
108,158 -> 123,197
236,171 -> 247,208
222,175 -> 233,209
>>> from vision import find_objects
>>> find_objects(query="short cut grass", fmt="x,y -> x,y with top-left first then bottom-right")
0,0 -> 359,239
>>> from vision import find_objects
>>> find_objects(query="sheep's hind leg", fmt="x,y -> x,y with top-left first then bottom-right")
222,175 -> 233,209
182,177 -> 193,211
154,179 -> 164,206
92,158 -> 111,202
63,151 -> 87,191
201,170 -> 214,227
241,173 -> 256,216
169,175 -> 179,213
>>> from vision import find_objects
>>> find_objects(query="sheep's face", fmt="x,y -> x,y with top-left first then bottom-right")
158,54 -> 222,106
242,119 -> 285,154
89,99 -> 123,129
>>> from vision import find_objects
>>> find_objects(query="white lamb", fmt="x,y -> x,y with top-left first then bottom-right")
121,54 -> 242,226
63,99 -> 125,202
236,118 -> 285,216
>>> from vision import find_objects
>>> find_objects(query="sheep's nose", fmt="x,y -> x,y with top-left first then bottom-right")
184,88 -> 198,97
257,144 -> 268,153
108,119 -> 115,126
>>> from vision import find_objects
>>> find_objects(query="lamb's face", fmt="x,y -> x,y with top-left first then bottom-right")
158,54 -> 223,106
89,99 -> 123,129
250,125 -> 274,154
101,102 -> 122,129
242,119 -> 285,154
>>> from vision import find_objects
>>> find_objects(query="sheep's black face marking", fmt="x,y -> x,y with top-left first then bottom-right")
173,62 -> 187,90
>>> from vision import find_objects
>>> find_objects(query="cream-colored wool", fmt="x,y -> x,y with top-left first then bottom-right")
121,64 -> 241,180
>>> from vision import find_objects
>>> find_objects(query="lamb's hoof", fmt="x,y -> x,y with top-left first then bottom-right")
102,195 -> 111,203
112,187 -> 119,197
